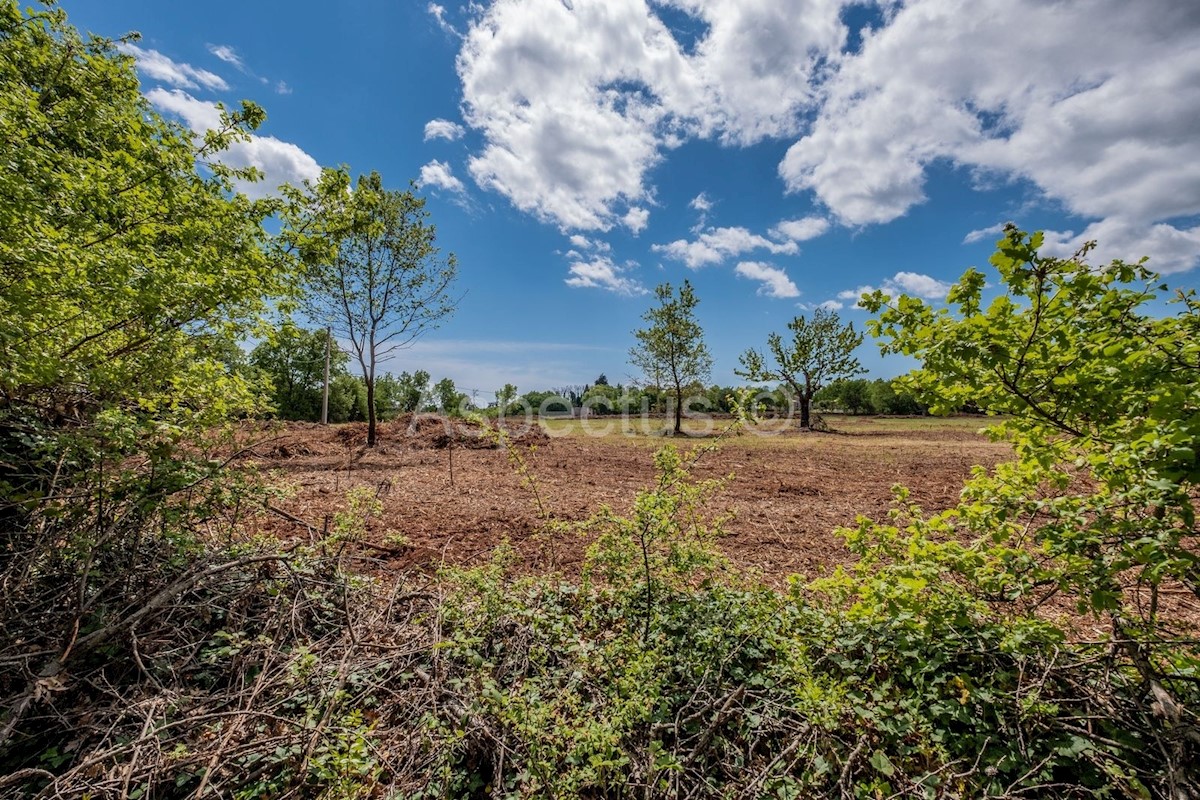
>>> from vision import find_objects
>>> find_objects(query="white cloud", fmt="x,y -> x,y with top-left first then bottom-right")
653,226 -> 798,269
428,3 -> 461,37
888,271 -> 952,300
688,192 -> 714,232
456,0 -> 850,231
450,0 -> 1200,272
779,0 -> 1200,269
670,0 -> 848,145
424,118 -> 466,141
963,223 -> 1008,244
275,80 -> 292,95
836,271 -> 952,307
119,43 -> 228,91
207,44 -> 246,72
418,159 -> 467,194
771,216 -> 830,242
564,255 -> 647,295
1042,218 -> 1200,275
623,206 -> 650,234
818,300 -> 844,310
146,88 -> 321,198
734,261 -> 800,298
837,285 -> 876,303
568,234 -> 611,253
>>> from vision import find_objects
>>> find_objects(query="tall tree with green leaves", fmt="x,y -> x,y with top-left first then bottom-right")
737,308 -> 864,429
0,4 -> 288,421
285,170 -> 458,446
630,281 -> 712,435
434,376 -> 468,416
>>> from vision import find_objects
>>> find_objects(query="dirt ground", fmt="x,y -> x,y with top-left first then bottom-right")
241,414 -> 1011,584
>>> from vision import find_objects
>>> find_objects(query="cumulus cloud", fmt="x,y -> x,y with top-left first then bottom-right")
1041,218 -> 1200,276
424,118 -> 466,141
734,261 -> 800,298
818,300 -> 844,310
888,271 -> 953,299
836,271 -> 952,308
418,159 -> 467,194
779,0 -> 1200,271
564,255 -> 647,295
623,206 -> 650,234
456,0 -> 849,231
119,43 -> 228,91
653,226 -> 798,268
836,285 -> 876,306
146,88 -> 321,198
568,234 -> 611,253
689,193 -> 713,214
771,216 -> 830,242
449,0 -> 1200,272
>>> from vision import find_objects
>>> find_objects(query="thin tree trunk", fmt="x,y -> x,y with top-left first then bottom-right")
366,376 -> 377,447
674,388 -> 683,435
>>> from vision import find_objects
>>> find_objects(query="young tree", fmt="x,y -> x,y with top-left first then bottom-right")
286,170 -> 458,446
630,281 -> 713,435
737,308 -> 864,429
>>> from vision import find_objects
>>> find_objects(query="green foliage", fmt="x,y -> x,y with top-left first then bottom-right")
251,323 -> 349,420
521,390 -> 572,414
0,2 -> 291,424
813,378 -> 927,415
862,226 -> 1200,618
737,308 -> 865,428
327,372 -> 367,422
433,376 -> 469,416
0,1 -> 298,749
393,369 -> 431,414
630,280 -> 713,434
493,382 -> 520,415
284,169 -> 458,445
419,438 -> 1193,797
853,225 -> 1200,786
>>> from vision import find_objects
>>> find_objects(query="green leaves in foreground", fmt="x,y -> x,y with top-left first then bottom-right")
861,225 -> 1200,623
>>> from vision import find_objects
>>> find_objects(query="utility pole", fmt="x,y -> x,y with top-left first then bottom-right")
321,326 -> 331,424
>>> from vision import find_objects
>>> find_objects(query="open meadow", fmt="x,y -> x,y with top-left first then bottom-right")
249,414 -> 1010,582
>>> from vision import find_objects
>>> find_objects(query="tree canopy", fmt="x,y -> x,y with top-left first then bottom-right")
284,169 -> 458,445
629,280 -> 712,435
0,2 -> 291,426
736,308 -> 863,429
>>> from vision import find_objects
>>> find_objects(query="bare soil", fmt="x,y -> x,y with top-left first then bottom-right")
241,415 -> 1010,583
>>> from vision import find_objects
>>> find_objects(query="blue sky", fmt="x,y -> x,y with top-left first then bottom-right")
69,1 -> 1200,398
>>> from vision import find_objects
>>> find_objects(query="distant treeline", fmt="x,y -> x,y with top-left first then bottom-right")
244,326 -> 952,421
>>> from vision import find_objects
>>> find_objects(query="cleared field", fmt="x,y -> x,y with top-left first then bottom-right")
245,414 -> 1011,583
